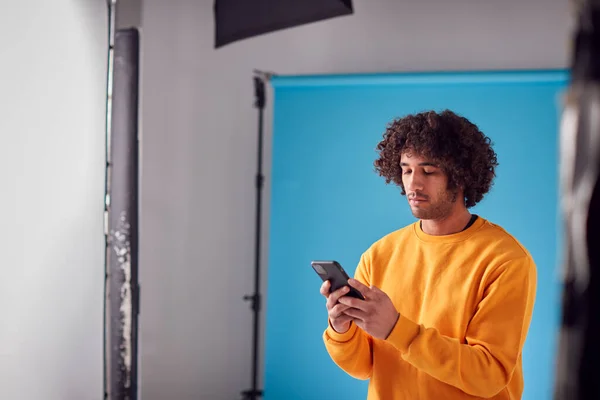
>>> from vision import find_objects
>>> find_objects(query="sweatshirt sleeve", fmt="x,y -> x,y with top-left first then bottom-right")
322,255 -> 374,380
385,256 -> 537,398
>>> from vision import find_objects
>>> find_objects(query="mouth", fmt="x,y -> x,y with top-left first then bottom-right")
409,197 -> 428,205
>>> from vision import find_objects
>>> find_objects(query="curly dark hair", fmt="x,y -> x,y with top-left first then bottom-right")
374,110 -> 498,208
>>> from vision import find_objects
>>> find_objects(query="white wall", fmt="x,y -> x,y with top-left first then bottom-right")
0,1 -> 107,400
138,0 -> 571,399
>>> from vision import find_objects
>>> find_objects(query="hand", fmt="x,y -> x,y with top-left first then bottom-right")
320,280 -> 354,334
337,278 -> 400,340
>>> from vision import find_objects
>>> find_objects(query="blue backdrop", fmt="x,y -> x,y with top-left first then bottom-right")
264,70 -> 568,400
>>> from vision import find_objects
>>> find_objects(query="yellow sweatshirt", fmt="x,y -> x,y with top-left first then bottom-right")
323,216 -> 537,400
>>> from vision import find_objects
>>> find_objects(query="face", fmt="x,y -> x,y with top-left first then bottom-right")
400,152 -> 458,220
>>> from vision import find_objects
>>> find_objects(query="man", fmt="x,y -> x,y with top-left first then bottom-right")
320,110 -> 537,400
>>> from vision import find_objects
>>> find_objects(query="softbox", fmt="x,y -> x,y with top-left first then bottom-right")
214,0 -> 353,48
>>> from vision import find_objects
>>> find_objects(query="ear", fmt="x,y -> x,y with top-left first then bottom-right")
447,181 -> 464,204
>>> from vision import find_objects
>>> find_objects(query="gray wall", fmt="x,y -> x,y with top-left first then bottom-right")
137,0 -> 571,399
0,1 -> 107,399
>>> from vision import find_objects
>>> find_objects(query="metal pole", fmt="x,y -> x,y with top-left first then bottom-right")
104,1 -> 117,398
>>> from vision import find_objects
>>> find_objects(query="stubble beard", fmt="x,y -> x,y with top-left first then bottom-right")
409,190 -> 457,220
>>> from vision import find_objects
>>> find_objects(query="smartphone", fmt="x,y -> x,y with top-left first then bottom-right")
311,260 -> 365,300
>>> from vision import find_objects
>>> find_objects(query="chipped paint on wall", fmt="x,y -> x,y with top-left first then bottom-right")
111,210 -> 133,390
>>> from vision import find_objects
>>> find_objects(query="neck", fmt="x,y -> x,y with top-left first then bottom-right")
420,208 -> 472,236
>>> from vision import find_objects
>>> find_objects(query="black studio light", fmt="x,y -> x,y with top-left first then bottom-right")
214,0 -> 354,48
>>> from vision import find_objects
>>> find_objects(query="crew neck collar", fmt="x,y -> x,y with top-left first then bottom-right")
413,215 -> 486,243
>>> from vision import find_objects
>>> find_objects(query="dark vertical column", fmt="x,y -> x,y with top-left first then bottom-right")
106,27 -> 140,400
554,2 -> 600,399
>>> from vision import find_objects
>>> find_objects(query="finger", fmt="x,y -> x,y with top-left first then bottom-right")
369,285 -> 382,293
338,295 -> 369,311
367,285 -> 387,301
320,280 -> 331,297
329,303 -> 350,318
330,313 -> 354,329
335,313 -> 354,325
328,285 -> 350,304
348,278 -> 372,298
326,286 -> 349,309
342,307 -> 367,321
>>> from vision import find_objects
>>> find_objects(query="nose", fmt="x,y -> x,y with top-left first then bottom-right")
405,172 -> 424,193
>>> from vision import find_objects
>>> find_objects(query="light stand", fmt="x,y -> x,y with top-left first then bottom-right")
241,70 -> 274,400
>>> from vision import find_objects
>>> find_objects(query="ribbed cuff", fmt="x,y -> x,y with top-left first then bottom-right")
325,319 -> 358,343
385,314 -> 421,353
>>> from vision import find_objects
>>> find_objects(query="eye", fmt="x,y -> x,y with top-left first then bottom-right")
402,169 -> 412,175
